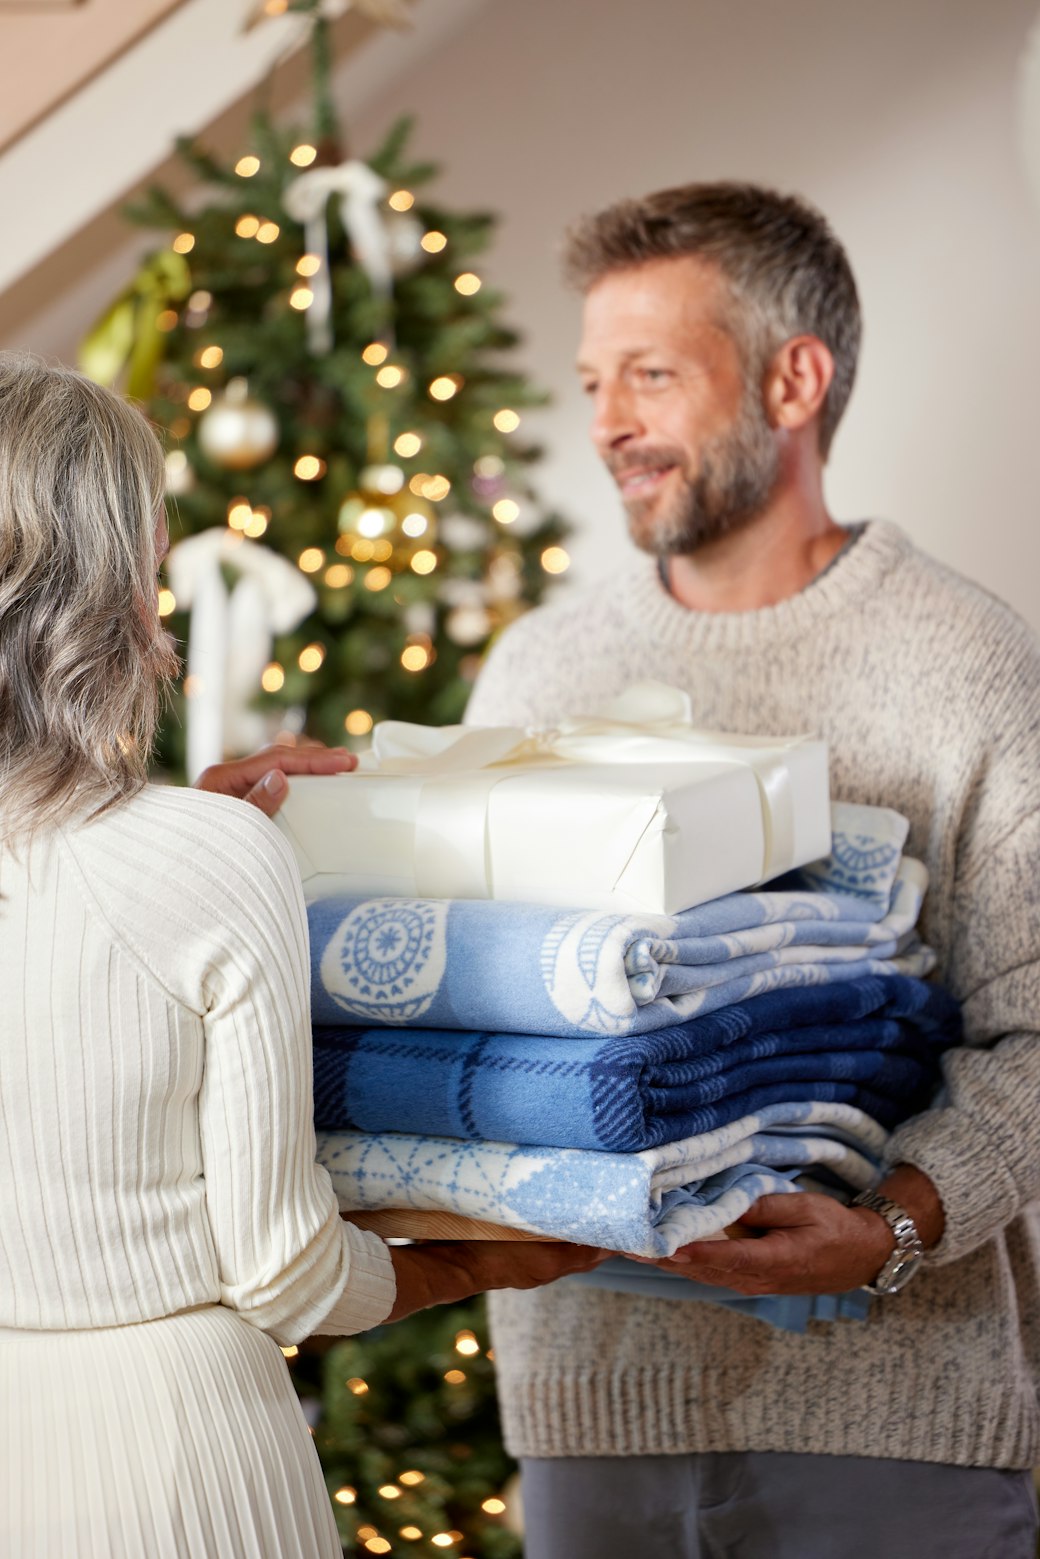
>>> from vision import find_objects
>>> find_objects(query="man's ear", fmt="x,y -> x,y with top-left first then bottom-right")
763,335 -> 834,436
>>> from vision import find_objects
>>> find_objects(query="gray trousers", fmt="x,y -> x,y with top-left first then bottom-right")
519,1451 -> 1039,1559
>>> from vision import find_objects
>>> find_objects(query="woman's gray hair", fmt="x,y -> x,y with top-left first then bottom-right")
0,353 -> 179,842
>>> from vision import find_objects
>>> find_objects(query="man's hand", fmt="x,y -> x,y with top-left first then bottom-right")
194,744 -> 356,817
653,1193 -> 897,1295
655,1165 -> 944,1295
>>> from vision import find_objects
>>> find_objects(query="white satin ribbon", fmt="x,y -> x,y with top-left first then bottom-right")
282,159 -> 391,353
366,683 -> 821,896
166,529 -> 317,779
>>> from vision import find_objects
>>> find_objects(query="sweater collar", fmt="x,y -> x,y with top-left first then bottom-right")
619,519 -> 911,652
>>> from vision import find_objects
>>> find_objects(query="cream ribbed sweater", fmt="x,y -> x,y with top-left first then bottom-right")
467,520 -> 1040,1468
0,786 -> 395,1345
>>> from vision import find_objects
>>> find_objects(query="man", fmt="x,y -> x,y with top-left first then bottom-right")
463,183 -> 1040,1557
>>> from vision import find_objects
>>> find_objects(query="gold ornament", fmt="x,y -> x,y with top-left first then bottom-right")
197,377 -> 279,470
337,462 -> 435,566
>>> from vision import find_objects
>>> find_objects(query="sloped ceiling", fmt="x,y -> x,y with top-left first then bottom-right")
0,0 -> 490,346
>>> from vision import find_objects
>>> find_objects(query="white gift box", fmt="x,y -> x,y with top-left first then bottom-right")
276,684 -> 831,915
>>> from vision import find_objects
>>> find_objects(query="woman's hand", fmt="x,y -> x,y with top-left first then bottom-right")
386,1240 -> 611,1323
194,744 -> 356,817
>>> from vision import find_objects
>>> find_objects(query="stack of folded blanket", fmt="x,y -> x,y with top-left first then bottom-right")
311,801 -> 961,1281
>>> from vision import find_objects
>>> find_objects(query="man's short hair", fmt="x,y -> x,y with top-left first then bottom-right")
564,181 -> 861,457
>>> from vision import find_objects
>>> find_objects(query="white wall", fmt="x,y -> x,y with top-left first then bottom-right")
346,0 -> 1040,631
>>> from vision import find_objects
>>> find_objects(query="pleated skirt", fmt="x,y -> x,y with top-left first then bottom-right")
0,1305 -> 342,1558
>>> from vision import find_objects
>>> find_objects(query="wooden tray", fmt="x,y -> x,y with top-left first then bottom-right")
342,1209 -> 747,1242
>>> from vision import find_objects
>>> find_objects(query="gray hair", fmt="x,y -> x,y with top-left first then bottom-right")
0,353 -> 178,842
563,181 -> 861,457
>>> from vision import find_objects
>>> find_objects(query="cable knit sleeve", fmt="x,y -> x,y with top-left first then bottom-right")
885,623 -> 1040,1264
67,788 -> 396,1344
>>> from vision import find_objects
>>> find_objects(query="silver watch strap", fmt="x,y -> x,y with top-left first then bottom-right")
851,1189 -> 925,1295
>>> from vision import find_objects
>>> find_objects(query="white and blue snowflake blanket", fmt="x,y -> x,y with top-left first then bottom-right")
312,974 -> 960,1151
316,1100 -> 888,1257
308,802 -> 934,1040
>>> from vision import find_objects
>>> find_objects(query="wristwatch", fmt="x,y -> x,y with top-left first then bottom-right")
851,1189 -> 925,1295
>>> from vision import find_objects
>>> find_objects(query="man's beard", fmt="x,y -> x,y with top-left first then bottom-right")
610,392 -> 780,557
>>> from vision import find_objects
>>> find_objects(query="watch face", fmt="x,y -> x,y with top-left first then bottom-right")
879,1248 -> 924,1293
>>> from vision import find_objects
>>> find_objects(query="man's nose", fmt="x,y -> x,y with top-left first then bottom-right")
590,381 -> 640,454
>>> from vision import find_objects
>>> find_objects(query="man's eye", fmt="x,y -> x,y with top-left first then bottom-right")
580,380 -> 597,395
638,368 -> 671,385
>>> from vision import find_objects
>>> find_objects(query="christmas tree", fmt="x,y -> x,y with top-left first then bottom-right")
81,1 -> 570,779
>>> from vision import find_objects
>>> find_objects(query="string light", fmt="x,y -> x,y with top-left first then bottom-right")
378,1485 -> 402,1499
256,221 -> 280,244
324,563 -> 353,588
365,1541 -> 391,1556
196,345 -> 223,369
399,1527 -> 423,1541
345,710 -> 373,736
364,566 -> 393,592
227,499 -> 252,530
371,539 -> 393,563
454,1330 -> 480,1355
431,1536 -> 456,1549
493,408 -> 520,432
428,375 -> 459,402
443,1369 -> 466,1384
401,513 -> 427,538
290,285 -> 314,311
188,290 -> 212,312
261,663 -> 285,692
298,547 -> 324,572
376,365 -> 405,388
333,1487 -> 356,1507
351,539 -> 375,562
280,1345 -> 299,1359
156,310 -> 178,332
388,189 -> 415,211
541,545 -> 570,574
244,507 -> 269,538
290,143 -> 317,167
296,253 -> 321,276
183,675 -> 202,698
298,644 -> 325,673
362,342 -> 389,365
398,1471 -> 425,1486
421,231 -> 447,253
357,1526 -> 379,1541
423,474 -> 451,501
481,1498 -> 506,1515
187,387 -> 212,412
157,589 -> 176,617
454,273 -> 481,295
492,499 -> 519,524
401,644 -> 431,672
235,155 -> 260,177
294,455 -> 326,481
264,0 -> 288,15
474,455 -> 504,477
346,1377 -> 369,1395
394,431 -> 422,457
172,232 -> 195,254
236,214 -> 260,238
410,550 -> 437,575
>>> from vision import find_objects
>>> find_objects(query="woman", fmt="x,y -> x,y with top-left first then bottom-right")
0,354 -> 603,1557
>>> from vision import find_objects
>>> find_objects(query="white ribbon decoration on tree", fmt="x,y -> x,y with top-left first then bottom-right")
166,529 -> 317,779
283,159 -> 392,353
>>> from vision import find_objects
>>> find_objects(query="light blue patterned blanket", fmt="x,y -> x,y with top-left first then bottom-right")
316,1100 -> 888,1257
309,802 -> 934,1039
312,975 -> 960,1151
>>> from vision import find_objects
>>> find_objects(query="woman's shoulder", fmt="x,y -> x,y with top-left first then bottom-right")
64,785 -> 306,982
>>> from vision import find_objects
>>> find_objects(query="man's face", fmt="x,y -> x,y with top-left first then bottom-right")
577,256 -> 779,555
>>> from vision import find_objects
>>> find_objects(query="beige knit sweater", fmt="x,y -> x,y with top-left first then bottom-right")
0,786 -> 395,1345
466,520 -> 1040,1468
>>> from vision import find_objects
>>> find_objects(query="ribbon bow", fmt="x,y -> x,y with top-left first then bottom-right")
282,159 -> 391,352
167,529 -> 317,778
